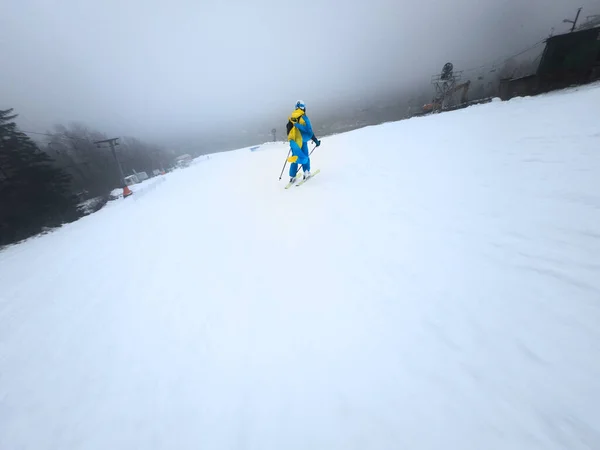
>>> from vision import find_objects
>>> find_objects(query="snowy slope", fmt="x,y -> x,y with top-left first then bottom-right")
1,85 -> 600,450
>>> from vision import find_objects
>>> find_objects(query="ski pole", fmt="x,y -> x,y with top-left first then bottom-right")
280,142 -> 318,179
278,149 -> 291,180
298,143 -> 318,172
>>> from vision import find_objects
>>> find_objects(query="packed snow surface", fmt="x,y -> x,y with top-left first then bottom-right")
1,85 -> 600,449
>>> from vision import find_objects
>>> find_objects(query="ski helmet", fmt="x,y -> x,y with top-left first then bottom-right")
295,100 -> 306,111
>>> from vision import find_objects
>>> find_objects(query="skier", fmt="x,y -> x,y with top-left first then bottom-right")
286,100 -> 321,182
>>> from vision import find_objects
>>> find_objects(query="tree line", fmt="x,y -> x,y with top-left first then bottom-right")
0,108 -> 175,247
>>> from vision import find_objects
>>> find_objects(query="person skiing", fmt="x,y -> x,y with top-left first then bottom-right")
286,100 -> 321,182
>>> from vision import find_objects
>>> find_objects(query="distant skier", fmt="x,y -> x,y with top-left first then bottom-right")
286,100 -> 321,182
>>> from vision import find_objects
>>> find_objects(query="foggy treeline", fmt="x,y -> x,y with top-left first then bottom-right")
0,108 -> 175,247
46,123 -> 172,197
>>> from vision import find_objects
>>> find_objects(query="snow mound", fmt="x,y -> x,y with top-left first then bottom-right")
1,85 -> 599,450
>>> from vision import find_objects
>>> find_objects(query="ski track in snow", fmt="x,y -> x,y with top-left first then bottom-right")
1,85 -> 600,449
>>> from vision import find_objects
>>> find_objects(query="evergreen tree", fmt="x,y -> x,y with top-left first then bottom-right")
0,108 -> 81,246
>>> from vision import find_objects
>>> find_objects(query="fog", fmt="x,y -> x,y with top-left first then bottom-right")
2,0 -> 598,151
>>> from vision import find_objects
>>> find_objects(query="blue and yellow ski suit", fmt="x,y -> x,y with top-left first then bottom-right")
287,108 -> 318,178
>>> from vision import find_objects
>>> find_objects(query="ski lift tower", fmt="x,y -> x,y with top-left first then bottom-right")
430,62 -> 463,112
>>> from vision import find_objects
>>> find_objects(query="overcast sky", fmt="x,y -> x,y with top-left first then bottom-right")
2,0 -> 598,148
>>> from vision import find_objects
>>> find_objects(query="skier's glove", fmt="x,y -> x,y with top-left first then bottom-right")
313,139 -> 321,147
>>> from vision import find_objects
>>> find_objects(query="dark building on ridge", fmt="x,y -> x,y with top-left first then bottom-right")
500,25 -> 600,100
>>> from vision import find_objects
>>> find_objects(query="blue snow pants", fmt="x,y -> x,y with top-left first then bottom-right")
289,140 -> 310,177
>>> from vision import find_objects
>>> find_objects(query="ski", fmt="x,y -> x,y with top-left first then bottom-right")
284,169 -> 320,189
295,169 -> 320,186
